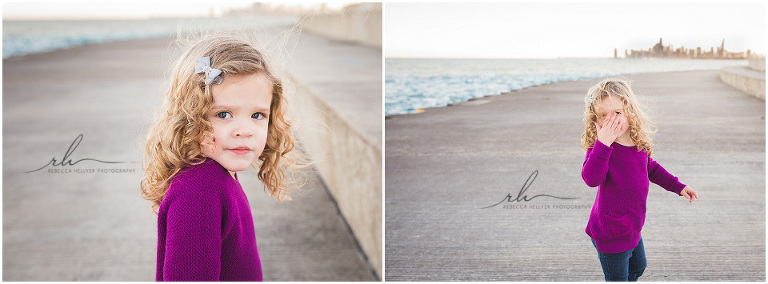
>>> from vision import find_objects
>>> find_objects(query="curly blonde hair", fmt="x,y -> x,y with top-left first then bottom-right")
141,35 -> 296,214
580,78 -> 656,156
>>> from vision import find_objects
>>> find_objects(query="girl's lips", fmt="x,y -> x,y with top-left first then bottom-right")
228,148 -> 251,155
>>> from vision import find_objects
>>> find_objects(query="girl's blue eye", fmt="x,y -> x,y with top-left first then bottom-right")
252,113 -> 266,120
216,112 -> 232,119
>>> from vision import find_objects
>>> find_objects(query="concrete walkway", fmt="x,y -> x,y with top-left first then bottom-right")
385,70 -> 765,281
3,30 -> 374,280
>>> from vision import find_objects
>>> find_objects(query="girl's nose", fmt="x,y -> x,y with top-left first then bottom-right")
235,130 -> 253,137
232,121 -> 255,138
234,127 -> 254,137
234,128 -> 254,138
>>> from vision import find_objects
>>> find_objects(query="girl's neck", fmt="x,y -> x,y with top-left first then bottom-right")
615,132 -> 635,146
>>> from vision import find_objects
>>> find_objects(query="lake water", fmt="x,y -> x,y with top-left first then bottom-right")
3,16 -> 297,58
386,58 -> 747,115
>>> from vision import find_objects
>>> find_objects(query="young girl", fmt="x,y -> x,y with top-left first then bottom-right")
140,35 -> 297,281
580,78 -> 699,281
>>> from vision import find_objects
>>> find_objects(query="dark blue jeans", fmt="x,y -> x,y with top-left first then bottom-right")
591,238 -> 647,281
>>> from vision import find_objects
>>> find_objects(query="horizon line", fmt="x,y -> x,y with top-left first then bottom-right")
387,56 -> 647,60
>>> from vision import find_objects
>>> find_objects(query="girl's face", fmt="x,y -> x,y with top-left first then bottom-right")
595,95 -> 629,135
201,72 -> 273,177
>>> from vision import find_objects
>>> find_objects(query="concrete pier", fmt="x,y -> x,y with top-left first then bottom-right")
2,27 -> 378,281
385,70 -> 765,281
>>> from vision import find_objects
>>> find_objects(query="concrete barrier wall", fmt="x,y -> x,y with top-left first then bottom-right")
299,3 -> 382,48
719,66 -> 766,100
289,80 -> 382,278
749,55 -> 766,72
288,3 -> 383,278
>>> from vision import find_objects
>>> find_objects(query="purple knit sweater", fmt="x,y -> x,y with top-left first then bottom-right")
156,157 -> 263,281
582,139 -> 686,253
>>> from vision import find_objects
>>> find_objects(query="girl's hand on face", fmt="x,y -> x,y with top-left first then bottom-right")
594,112 -> 623,147
680,186 -> 698,203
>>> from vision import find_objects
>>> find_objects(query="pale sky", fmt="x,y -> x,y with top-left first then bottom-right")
386,2 -> 767,59
2,1 -> 348,20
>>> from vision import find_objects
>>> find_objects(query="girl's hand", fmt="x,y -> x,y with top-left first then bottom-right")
680,186 -> 698,203
595,112 -> 624,147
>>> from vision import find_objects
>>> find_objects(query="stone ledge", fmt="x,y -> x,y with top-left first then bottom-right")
288,76 -> 382,279
719,66 -> 766,100
299,3 -> 382,49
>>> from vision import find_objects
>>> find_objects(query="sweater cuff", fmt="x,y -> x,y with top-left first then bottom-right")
669,182 -> 687,196
591,139 -> 613,160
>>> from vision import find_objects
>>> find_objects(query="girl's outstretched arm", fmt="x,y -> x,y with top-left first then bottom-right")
648,155 -> 687,196
582,139 -> 613,187
160,186 -> 222,281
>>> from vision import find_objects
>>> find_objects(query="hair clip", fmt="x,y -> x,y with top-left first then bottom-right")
195,56 -> 223,85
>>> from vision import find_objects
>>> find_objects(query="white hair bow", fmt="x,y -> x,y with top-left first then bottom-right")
195,56 -> 223,85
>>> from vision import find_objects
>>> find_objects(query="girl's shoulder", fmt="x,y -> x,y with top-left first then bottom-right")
158,158 -> 232,224
164,157 -> 232,202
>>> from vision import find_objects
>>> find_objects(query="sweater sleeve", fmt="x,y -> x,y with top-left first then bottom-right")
162,184 -> 223,281
581,139 -> 613,187
648,155 -> 687,196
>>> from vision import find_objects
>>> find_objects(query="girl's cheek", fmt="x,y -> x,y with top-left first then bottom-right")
254,128 -> 269,156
